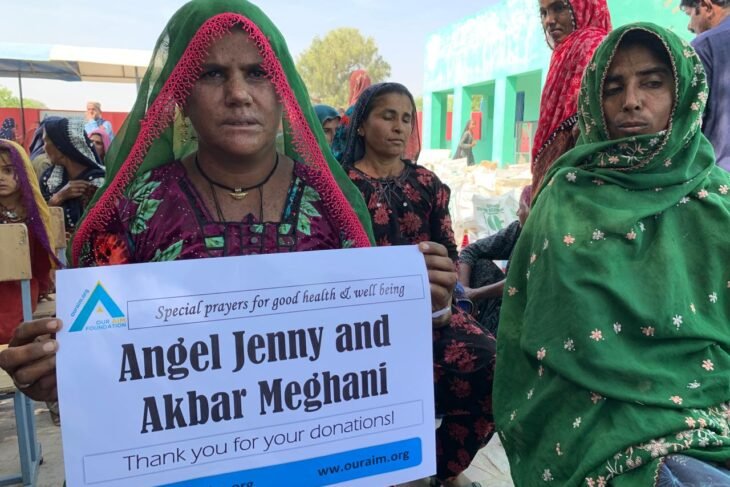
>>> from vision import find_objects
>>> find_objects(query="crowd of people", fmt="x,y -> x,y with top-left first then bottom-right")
0,0 -> 728,485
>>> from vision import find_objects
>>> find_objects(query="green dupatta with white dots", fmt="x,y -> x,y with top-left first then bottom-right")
494,23 -> 730,487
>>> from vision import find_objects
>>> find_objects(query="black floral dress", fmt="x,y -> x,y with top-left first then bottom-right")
347,160 -> 496,480
347,161 -> 457,259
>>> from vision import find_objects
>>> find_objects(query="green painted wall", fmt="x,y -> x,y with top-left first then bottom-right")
423,0 -> 693,166
467,83 -> 495,163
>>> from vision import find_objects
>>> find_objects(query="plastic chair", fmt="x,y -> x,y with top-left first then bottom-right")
0,223 -> 42,486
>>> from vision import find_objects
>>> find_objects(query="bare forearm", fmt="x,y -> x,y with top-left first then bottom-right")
465,279 -> 505,301
48,193 -> 64,206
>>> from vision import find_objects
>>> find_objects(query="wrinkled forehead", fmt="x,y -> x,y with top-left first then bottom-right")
203,28 -> 260,60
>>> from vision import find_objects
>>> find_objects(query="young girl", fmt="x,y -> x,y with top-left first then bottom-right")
0,139 -> 57,344
341,82 -> 494,487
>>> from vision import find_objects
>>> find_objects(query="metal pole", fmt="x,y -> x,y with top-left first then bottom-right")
134,66 -> 141,92
17,72 -> 26,142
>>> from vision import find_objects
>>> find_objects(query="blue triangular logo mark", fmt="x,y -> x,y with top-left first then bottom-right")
69,282 -> 125,332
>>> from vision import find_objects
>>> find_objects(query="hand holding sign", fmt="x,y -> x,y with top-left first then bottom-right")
0,318 -> 60,402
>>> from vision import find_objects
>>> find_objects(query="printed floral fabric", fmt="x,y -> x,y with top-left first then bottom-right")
347,159 -> 496,480
346,161 -> 457,261
79,161 -> 344,266
433,312 -> 496,480
494,24 -> 730,487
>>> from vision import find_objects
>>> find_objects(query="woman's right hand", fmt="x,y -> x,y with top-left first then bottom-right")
50,181 -> 92,206
0,318 -> 60,402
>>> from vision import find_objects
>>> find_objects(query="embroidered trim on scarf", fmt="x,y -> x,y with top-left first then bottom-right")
596,28 -> 678,172
73,13 -> 370,264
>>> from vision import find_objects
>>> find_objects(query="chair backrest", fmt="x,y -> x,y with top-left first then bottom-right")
49,206 -> 66,251
0,223 -> 32,283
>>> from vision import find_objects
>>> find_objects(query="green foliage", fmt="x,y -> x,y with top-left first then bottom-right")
0,86 -> 47,108
297,28 -> 391,108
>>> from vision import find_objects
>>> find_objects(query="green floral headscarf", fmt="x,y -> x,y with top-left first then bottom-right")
494,23 -> 730,486
71,0 -> 374,264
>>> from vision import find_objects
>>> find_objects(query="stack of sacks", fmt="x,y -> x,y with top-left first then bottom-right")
419,150 -> 532,248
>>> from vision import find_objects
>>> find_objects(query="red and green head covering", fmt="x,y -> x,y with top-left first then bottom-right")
495,23 -> 730,486
71,0 -> 373,265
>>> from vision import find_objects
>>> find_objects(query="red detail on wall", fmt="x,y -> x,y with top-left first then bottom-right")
0,107 -> 128,151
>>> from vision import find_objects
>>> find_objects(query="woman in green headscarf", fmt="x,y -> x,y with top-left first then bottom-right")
0,0 -> 459,441
494,23 -> 730,486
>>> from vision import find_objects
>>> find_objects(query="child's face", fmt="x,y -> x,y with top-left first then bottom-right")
0,152 -> 20,199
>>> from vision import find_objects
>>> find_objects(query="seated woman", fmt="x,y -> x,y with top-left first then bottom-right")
494,23 -> 730,486
341,82 -> 495,487
40,118 -> 105,236
458,186 -> 530,335
0,0 -> 458,465
0,140 -> 57,344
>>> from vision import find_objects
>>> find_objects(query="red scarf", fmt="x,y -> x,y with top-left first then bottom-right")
532,0 -> 611,163
348,69 -> 372,106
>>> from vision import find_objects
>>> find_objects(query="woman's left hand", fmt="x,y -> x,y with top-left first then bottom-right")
419,242 -> 456,323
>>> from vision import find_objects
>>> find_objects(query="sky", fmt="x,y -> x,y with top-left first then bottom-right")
0,0 -> 497,112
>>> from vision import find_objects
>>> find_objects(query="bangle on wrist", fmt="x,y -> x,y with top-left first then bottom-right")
432,305 -> 451,319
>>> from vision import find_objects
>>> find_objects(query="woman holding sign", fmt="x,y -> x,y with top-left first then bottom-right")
0,0 -> 480,485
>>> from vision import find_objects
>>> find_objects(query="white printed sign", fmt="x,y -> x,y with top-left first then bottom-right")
56,246 -> 436,486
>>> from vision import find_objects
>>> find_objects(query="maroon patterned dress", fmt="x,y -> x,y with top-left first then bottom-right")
347,160 -> 496,480
79,161 -> 347,266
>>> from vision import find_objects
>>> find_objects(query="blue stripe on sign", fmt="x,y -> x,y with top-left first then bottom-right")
161,437 -> 422,487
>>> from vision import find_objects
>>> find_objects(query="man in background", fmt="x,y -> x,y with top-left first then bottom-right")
84,101 -> 114,141
681,0 -> 730,171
